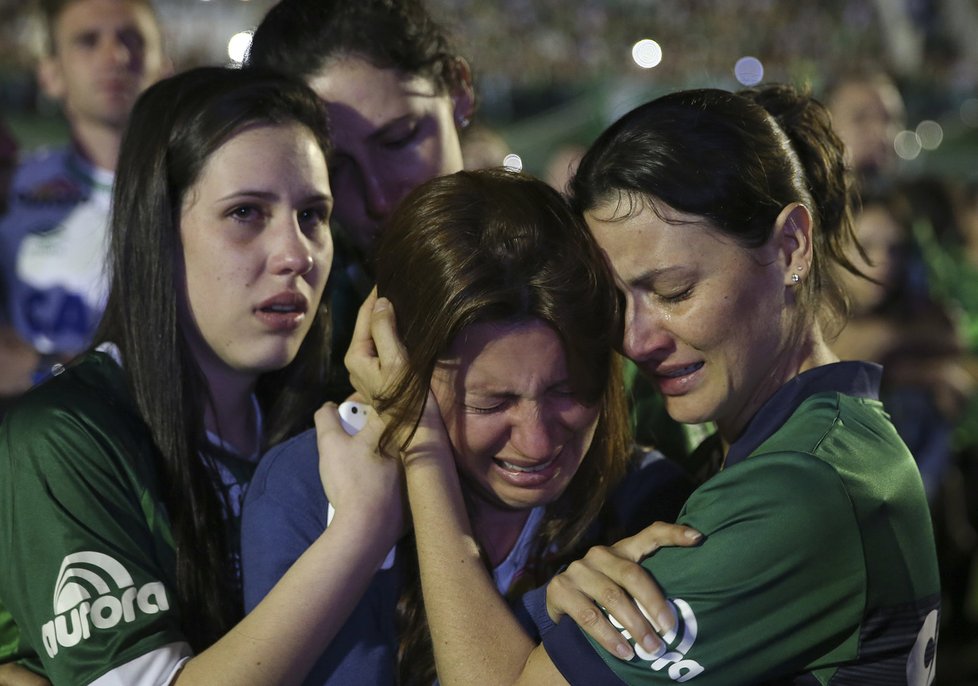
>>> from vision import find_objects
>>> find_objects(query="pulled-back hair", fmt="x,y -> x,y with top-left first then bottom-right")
570,84 -> 863,334
247,0 -> 466,96
95,65 -> 332,650
373,169 -> 631,685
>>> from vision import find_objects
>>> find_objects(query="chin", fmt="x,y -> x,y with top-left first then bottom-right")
664,398 -> 716,427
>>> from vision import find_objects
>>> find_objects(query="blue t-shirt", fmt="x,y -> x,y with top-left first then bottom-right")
0,146 -> 112,356
241,431 -> 693,685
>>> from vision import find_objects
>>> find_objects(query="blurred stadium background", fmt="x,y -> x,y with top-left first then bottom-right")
0,0 -> 976,178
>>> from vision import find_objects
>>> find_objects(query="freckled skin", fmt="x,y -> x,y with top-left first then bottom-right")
179,123 -> 333,389
586,201 -> 800,441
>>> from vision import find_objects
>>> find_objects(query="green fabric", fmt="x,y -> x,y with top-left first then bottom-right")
0,352 -> 186,684
587,391 -> 940,684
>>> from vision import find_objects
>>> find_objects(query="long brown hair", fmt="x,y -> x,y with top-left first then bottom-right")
372,169 -> 631,685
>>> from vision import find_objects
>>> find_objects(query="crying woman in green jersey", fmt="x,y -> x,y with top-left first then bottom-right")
0,66 -> 399,686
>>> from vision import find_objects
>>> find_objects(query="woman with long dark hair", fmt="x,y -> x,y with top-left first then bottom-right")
0,66 -> 403,685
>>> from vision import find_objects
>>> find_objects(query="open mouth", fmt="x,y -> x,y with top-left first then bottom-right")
494,455 -> 559,473
657,361 -> 704,379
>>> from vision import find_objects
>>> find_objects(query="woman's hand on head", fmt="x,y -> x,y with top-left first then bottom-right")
314,401 -> 407,543
344,289 -> 451,461
545,521 -> 703,659
345,288 -> 407,403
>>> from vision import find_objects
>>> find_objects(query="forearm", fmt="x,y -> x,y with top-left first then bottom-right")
403,443 -> 538,686
0,663 -> 50,686
176,515 -> 393,685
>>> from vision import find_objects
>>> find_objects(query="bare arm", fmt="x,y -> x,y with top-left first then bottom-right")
174,401 -> 405,685
0,663 -> 50,686
353,296 -> 698,686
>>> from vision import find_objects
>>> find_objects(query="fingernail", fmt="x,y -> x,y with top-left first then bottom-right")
655,609 -> 673,634
642,634 -> 659,653
685,529 -> 703,542
374,297 -> 389,311
615,642 -> 635,660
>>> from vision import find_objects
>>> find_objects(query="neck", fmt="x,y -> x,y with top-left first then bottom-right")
70,120 -> 123,172
719,323 -> 839,447
470,502 -> 532,568
199,362 -> 260,456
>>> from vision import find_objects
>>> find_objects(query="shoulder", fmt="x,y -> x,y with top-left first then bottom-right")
4,147 -> 92,213
9,147 -> 74,192
1,353 -> 149,476
604,448 -> 696,534
687,453 -> 855,544
247,428 -> 322,506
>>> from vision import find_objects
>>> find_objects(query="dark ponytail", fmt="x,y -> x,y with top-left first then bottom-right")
741,84 -> 864,334
571,83 -> 865,335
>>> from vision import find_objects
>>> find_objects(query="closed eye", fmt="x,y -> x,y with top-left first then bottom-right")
658,287 -> 693,303
381,122 -> 421,150
463,397 -> 512,414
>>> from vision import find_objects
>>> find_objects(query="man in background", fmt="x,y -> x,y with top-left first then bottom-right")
0,0 -> 169,381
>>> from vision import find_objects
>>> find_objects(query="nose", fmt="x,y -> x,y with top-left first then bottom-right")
510,404 -> 560,461
363,169 -> 394,222
621,295 -> 671,363
270,218 -> 315,277
100,34 -> 134,68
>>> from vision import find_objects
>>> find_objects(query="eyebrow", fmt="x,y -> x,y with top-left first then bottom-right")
217,190 -> 333,205
627,265 -> 687,289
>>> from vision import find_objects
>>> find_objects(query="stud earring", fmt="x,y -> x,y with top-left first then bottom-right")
791,273 -> 801,284
456,115 -> 471,129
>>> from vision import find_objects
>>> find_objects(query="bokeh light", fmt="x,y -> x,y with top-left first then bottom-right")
915,120 -> 943,150
227,31 -> 253,65
894,130 -> 922,160
631,39 -> 663,69
502,153 -> 523,172
734,56 -> 764,86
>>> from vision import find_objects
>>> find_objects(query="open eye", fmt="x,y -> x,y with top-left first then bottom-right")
297,205 -> 330,234
228,205 -> 263,223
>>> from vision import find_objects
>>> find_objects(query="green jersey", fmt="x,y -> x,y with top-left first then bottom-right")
0,350 -> 256,685
526,362 -> 940,685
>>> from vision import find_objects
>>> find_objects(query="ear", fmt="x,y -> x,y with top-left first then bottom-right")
449,58 -> 476,129
37,56 -> 66,101
774,202 -> 813,286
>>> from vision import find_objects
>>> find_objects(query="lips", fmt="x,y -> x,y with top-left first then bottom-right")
656,361 -> 704,378
491,454 -> 563,489
494,456 -> 559,474
652,360 -> 704,395
255,291 -> 309,331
